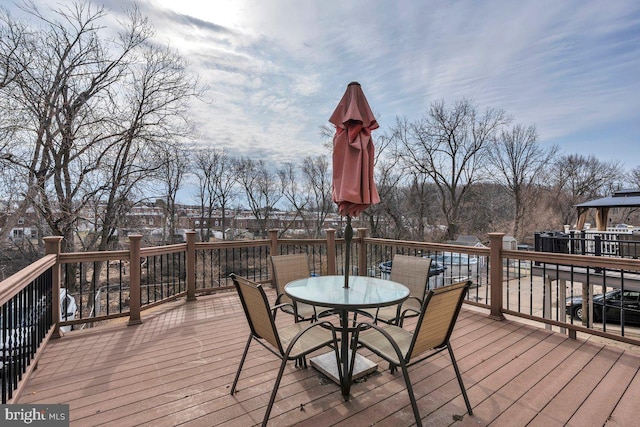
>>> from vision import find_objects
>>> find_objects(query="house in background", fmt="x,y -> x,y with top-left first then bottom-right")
448,234 -> 487,248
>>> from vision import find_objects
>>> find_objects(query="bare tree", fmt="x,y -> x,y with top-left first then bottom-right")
629,166 -> 640,189
192,148 -> 237,240
0,7 -> 35,244
233,157 -> 283,238
487,124 -> 559,240
549,154 -> 623,227
192,149 -> 219,241
612,166 -> 640,225
279,156 -> 332,238
394,99 -> 510,240
301,155 -> 333,237
0,1 -> 200,253
0,6 -> 30,90
278,162 -> 309,236
158,145 -> 190,243
211,150 -> 237,240
405,171 -> 440,240
365,158 -> 407,239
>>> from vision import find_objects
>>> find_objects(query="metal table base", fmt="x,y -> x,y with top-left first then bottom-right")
310,350 -> 377,385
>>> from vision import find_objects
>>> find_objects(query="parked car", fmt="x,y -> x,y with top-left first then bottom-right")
426,252 -> 479,281
378,259 -> 446,279
566,289 -> 640,326
429,261 -> 446,276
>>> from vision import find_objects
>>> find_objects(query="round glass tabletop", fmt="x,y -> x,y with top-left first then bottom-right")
284,275 -> 409,309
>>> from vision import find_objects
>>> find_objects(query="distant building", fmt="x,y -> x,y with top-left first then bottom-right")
502,235 -> 518,250
447,235 -> 487,248
0,199 -> 348,245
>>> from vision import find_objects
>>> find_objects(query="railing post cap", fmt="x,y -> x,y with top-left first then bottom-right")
488,232 -> 506,237
44,236 -> 63,255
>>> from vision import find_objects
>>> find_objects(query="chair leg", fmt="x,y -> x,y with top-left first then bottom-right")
263,357 -> 289,426
231,335 -> 253,395
448,345 -> 473,415
399,362 -> 423,427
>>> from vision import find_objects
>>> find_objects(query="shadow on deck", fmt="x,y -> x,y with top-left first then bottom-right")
18,289 -> 640,426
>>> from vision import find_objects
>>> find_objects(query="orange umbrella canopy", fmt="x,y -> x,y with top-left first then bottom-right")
329,82 -> 380,217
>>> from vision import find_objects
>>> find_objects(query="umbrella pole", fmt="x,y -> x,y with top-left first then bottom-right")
344,215 -> 352,288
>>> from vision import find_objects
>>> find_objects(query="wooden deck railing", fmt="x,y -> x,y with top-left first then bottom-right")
3,229 -> 640,403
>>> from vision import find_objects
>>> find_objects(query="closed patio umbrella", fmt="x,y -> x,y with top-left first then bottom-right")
329,82 -> 380,287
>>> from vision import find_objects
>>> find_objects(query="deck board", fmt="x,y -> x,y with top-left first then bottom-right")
17,289 -> 640,426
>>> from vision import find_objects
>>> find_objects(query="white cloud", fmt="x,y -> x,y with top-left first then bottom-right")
12,0 -> 640,169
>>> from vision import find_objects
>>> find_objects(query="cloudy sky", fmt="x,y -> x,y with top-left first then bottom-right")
8,0 -> 640,169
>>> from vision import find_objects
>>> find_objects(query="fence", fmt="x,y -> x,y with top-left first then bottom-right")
4,229 -> 640,404
535,229 -> 640,258
0,249 -> 58,403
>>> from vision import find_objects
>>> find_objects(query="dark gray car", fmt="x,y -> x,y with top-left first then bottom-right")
566,289 -> 640,325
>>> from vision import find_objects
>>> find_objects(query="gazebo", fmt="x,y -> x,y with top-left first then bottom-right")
575,189 -> 640,231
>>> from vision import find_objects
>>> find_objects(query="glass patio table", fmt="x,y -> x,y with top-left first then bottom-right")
285,275 -> 409,400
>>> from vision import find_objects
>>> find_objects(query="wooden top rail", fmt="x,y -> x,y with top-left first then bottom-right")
140,243 -> 187,257
0,254 -> 57,306
59,250 -> 130,263
363,237 -> 491,257
274,238 -> 344,246
502,248 -> 640,271
195,239 -> 270,250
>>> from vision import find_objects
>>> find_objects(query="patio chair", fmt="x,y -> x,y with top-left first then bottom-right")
270,254 -> 331,321
365,254 -> 432,325
351,280 -> 472,426
230,274 -> 341,426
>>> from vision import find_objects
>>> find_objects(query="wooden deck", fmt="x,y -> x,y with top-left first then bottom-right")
17,289 -> 640,427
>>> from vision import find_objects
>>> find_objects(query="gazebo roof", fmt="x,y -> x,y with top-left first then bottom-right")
575,190 -> 640,231
575,190 -> 640,208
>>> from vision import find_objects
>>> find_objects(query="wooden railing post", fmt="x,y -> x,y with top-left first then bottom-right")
268,229 -> 279,286
268,229 -> 279,256
488,232 -> 505,320
186,230 -> 196,301
357,228 -> 368,276
128,234 -> 142,325
44,236 -> 63,338
325,228 -> 336,275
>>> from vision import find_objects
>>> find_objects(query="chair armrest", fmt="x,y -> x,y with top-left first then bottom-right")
271,302 -> 295,315
398,308 -> 420,327
351,321 -> 406,366
398,297 -> 423,326
401,296 -> 422,307
285,320 -> 340,352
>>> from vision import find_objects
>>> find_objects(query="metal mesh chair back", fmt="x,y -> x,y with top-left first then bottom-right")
409,280 -> 469,360
390,254 -> 431,301
270,254 -> 311,305
232,274 -> 282,353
